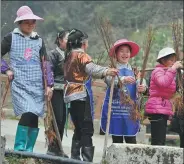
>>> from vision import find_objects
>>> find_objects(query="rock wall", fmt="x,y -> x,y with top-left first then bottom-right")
1,136 -> 6,164
105,143 -> 183,164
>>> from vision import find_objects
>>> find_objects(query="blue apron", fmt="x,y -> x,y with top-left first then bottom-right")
85,78 -> 94,118
101,68 -> 140,136
64,78 -> 94,136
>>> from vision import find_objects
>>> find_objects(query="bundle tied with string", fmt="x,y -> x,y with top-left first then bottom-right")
132,25 -> 155,122
41,56 -> 63,152
42,56 -> 56,146
171,21 -> 184,116
44,102 -> 57,146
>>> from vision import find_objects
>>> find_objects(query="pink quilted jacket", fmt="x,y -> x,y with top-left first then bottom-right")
145,64 -> 177,116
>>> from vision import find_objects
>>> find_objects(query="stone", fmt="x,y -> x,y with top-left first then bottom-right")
105,143 -> 183,164
1,136 -> 6,164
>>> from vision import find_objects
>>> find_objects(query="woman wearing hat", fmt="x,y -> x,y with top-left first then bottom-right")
145,47 -> 183,145
47,29 -> 69,157
64,29 -> 118,162
1,6 -> 54,152
101,39 -> 147,144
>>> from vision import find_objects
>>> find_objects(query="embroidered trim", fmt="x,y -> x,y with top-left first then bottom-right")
72,48 -> 85,53
56,47 -> 65,60
64,92 -> 87,103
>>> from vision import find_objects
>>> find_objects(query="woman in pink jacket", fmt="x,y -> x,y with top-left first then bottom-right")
145,47 -> 183,145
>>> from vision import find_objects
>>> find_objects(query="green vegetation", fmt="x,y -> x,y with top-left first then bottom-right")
5,156 -> 48,164
1,1 -> 183,67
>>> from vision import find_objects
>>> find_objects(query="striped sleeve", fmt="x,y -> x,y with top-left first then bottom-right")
85,62 -> 108,79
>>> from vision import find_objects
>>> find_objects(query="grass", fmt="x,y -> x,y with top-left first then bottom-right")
5,156 -> 23,164
5,156 -> 51,164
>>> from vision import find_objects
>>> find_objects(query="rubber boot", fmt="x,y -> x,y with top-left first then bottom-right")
81,146 -> 95,162
14,125 -> 29,151
71,140 -> 81,160
25,127 -> 39,152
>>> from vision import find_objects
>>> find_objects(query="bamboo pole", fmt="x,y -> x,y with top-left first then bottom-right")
0,80 -> 10,119
171,20 -> 183,115
94,16 -> 119,163
140,67 -> 184,72
136,26 -> 155,122
139,26 -> 154,85
172,21 -> 183,89
102,77 -> 115,162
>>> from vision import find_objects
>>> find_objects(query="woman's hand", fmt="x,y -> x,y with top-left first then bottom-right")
6,70 -> 14,81
137,84 -> 146,93
172,61 -> 183,70
106,68 -> 119,76
124,76 -> 136,84
45,87 -> 53,101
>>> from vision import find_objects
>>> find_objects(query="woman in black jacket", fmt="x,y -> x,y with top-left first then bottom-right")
47,29 -> 69,157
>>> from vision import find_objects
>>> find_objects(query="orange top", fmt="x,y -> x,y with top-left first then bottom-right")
64,49 -> 92,98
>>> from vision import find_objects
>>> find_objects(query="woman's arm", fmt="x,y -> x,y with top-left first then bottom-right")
105,75 -> 120,86
1,33 -> 12,73
80,53 -> 118,79
153,68 -> 176,88
78,53 -> 108,78
40,39 -> 54,87
85,62 -> 108,79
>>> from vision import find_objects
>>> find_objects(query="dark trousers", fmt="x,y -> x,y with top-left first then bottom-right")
179,132 -> 184,148
169,112 -> 184,148
51,90 -> 66,142
149,114 -> 168,145
69,97 -> 94,147
19,112 -> 38,128
178,115 -> 184,148
112,135 -> 136,144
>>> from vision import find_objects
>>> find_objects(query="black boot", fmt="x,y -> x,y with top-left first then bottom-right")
47,140 -> 68,158
71,140 -> 81,160
81,146 -> 95,162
